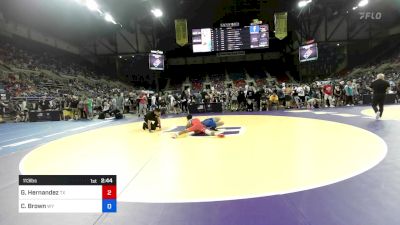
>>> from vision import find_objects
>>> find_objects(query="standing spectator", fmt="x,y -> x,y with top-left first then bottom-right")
70,96 -> 79,120
352,79 -> 360,105
116,92 -> 124,113
138,91 -> 147,117
284,84 -> 293,109
344,81 -> 354,106
237,88 -> 246,110
147,93 -> 152,111
129,91 -> 137,113
83,97 -> 89,119
292,86 -> 301,109
276,85 -> 285,107
111,94 -> 117,112
322,82 -> 334,107
124,97 -> 131,114
87,97 -> 93,120
254,89 -> 262,111
230,89 -> 238,111
168,94 -> 175,114
333,85 -> 343,107
297,85 -> 305,106
0,99 -> 7,123
174,93 -> 181,113
78,97 -> 85,119
153,94 -> 159,110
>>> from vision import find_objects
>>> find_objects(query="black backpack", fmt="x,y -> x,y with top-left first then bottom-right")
115,112 -> 123,119
98,112 -> 105,119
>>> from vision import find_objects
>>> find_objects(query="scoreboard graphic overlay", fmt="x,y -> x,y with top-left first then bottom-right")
19,175 -> 117,213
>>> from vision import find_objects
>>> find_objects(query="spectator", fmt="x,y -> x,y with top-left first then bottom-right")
322,82 -> 334,108
116,93 -> 125,113
138,91 -> 147,117
344,81 -> 354,106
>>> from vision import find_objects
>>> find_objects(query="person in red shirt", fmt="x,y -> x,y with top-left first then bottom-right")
138,91 -> 147,117
322,82 -> 335,108
172,115 -> 224,138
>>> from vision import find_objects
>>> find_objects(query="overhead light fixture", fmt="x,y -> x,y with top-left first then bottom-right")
352,6 -> 358,10
337,43 -> 340,46
86,0 -> 100,12
73,0 -> 84,5
358,0 -> 369,7
151,8 -> 163,18
104,13 -> 117,24
119,56 -> 122,58
298,0 -> 312,8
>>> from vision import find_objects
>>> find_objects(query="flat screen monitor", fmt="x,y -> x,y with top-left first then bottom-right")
149,52 -> 164,71
299,43 -> 318,62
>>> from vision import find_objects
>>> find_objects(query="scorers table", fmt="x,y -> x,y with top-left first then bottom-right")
19,175 -> 117,213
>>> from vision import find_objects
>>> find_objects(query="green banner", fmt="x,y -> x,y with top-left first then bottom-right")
175,19 -> 188,47
274,12 -> 288,40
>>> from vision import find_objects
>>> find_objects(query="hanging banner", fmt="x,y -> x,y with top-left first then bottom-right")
274,12 -> 287,40
175,19 -> 188,47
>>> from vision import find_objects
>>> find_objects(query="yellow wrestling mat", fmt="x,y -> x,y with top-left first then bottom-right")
19,115 -> 387,202
361,105 -> 400,120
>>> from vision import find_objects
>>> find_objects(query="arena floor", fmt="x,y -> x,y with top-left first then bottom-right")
1,105 -> 400,225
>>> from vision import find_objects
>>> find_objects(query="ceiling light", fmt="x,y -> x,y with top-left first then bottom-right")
358,0 -> 369,7
104,13 -> 117,24
151,9 -> 163,18
298,0 -> 312,8
86,0 -> 99,12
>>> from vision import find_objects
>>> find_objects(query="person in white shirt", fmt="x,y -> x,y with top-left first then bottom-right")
111,94 -> 117,111
168,95 -> 176,114
151,95 -> 157,110
103,101 -> 110,113
116,93 -> 124,113
297,85 -> 305,103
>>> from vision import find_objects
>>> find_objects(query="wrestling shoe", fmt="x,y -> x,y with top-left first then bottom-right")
217,133 -> 225,138
375,111 -> 380,120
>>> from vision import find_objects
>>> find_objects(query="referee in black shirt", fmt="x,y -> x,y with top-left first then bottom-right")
143,108 -> 161,132
370,73 -> 390,120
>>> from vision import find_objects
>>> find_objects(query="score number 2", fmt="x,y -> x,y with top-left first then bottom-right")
102,186 -> 116,199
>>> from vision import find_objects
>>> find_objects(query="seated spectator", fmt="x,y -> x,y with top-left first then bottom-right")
307,90 -> 322,109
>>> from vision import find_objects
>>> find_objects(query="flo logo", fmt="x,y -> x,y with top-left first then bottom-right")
303,49 -> 313,59
166,126 -> 244,136
359,12 -> 382,20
